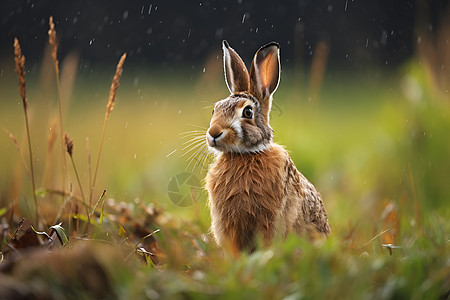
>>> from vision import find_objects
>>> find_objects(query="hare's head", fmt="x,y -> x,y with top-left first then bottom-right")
207,41 -> 280,153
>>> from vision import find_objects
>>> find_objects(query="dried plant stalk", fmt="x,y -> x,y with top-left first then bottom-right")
48,16 -> 67,199
90,53 -> 127,202
13,38 -> 38,223
4,128 -> 30,179
64,133 -> 90,225
41,118 -> 58,187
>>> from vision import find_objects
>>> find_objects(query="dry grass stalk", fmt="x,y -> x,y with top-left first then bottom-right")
64,133 -> 90,225
86,137 -> 92,208
41,119 -> 58,187
48,16 -> 67,200
91,53 -> 127,202
4,128 -> 30,179
13,38 -> 39,224
308,40 -> 330,101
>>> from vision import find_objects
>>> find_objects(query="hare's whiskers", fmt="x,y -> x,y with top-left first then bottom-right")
191,146 -> 210,172
181,137 -> 205,151
185,123 -> 208,130
181,142 -> 204,157
179,130 -> 205,136
199,148 -> 213,173
185,143 -> 208,170
182,135 -> 205,145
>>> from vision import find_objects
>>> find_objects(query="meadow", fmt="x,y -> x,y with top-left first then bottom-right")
0,33 -> 449,298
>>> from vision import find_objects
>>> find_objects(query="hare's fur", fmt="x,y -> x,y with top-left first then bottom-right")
206,41 -> 330,253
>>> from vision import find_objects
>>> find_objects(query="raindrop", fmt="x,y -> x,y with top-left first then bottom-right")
202,67 -> 206,73
148,4 -> 153,14
123,10 -> 129,20
89,38 -> 94,45
134,154 -> 137,159
344,0 -> 348,11
380,30 -> 387,46
327,5 -> 333,12
242,14 -> 246,24
215,27 -> 223,38
365,38 -> 369,47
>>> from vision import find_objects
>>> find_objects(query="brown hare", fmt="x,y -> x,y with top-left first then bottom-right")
205,41 -> 330,254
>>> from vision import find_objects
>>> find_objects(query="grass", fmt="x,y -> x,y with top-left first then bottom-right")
0,21 -> 449,299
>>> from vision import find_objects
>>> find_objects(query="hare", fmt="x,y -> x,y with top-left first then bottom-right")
205,41 -> 330,254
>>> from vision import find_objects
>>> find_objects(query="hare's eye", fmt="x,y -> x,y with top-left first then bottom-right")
212,109 -> 215,115
242,106 -> 253,119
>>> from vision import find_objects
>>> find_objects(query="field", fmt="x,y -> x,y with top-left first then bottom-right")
0,43 -> 449,299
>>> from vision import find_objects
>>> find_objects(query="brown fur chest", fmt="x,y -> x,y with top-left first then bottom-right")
205,144 -> 289,249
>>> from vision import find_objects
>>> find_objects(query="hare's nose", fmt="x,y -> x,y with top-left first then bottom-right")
208,125 -> 223,140
211,131 -> 223,139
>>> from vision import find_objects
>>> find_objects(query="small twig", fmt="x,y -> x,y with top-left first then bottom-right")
381,244 -> 402,256
125,229 -> 160,261
1,218 -> 26,252
358,228 -> 390,250
30,225 -> 61,248
90,190 -> 106,216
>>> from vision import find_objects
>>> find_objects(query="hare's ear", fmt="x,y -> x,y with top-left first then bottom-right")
222,40 -> 250,94
249,42 -> 280,121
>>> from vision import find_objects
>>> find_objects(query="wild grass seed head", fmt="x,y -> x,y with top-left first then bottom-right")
106,53 -> 127,120
13,38 -> 27,109
48,16 -> 59,72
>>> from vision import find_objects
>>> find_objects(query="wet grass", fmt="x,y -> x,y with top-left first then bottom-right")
0,51 -> 449,298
